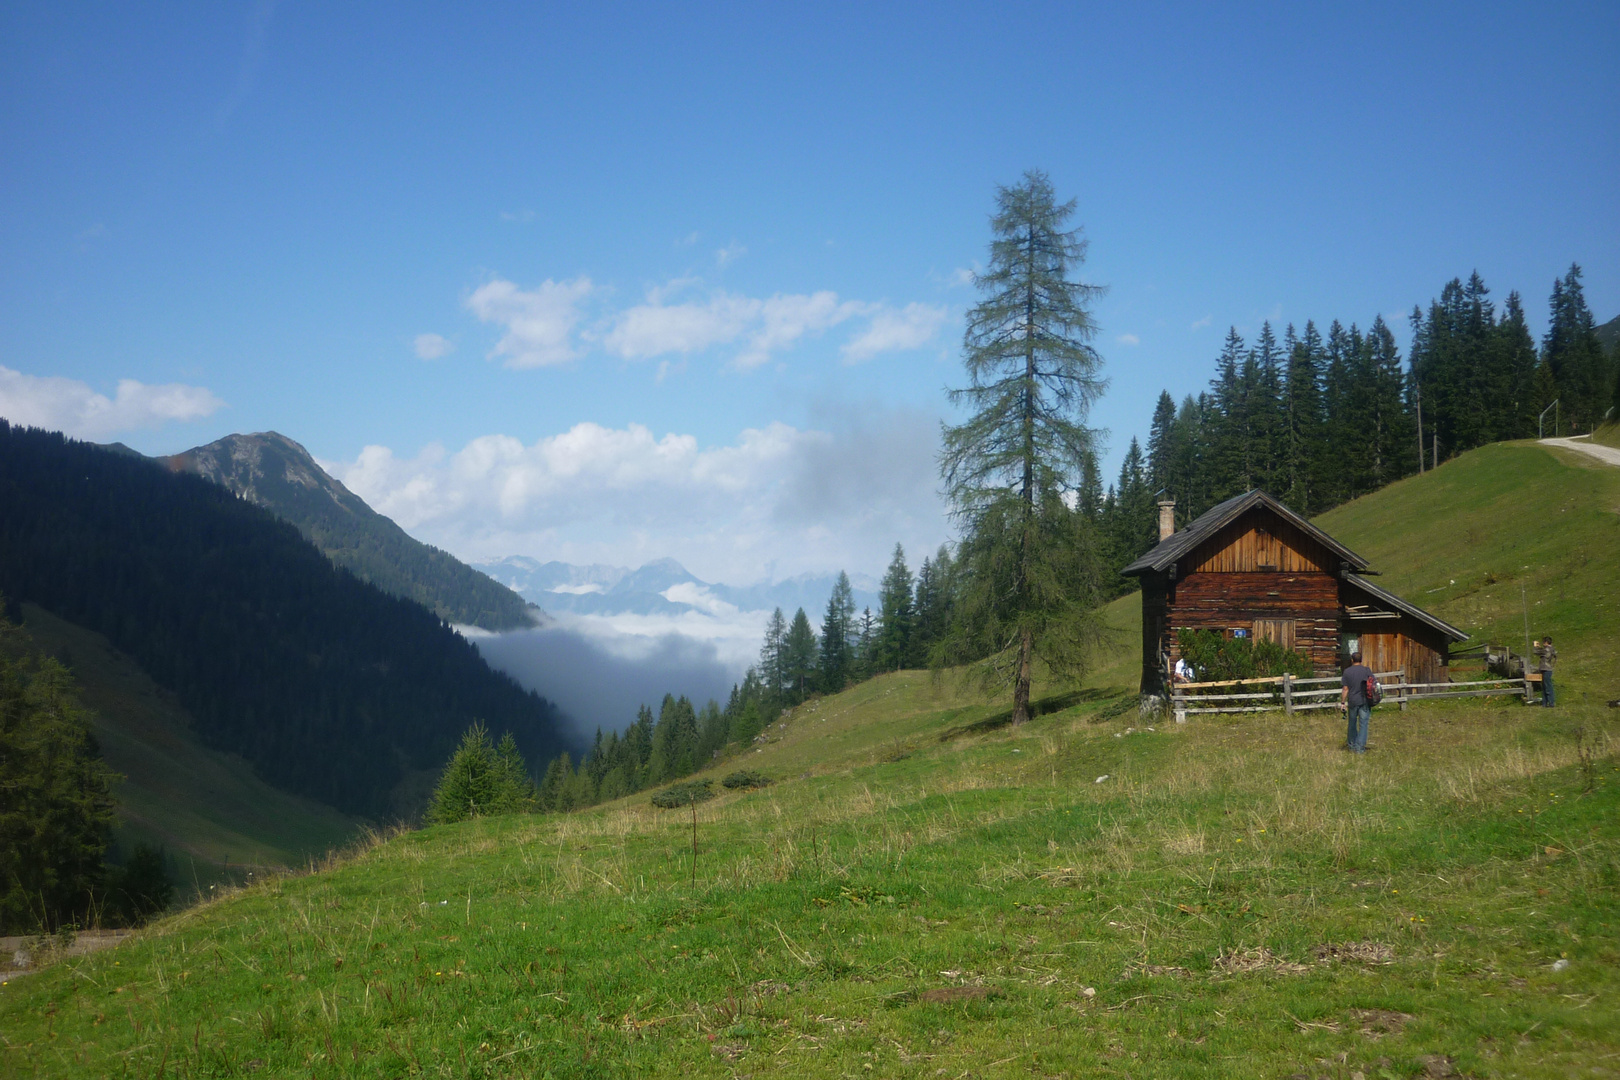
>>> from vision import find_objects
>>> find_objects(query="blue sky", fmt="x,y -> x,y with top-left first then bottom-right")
3,1 -> 1616,584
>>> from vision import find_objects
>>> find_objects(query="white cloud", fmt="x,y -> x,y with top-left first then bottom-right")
604,291 -> 756,359
465,276 -> 593,368
328,407 -> 948,584
841,303 -> 949,363
949,267 -> 975,288
1116,333 -> 1141,346
661,582 -> 740,618
414,333 -> 454,360
1190,315 -> 1212,331
604,286 -> 868,370
715,241 -> 746,267
457,274 -> 955,376
500,209 -> 537,223
736,292 -> 869,370
0,365 -> 224,440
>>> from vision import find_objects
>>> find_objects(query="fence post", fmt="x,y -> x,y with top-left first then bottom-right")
1399,669 -> 1408,712
1283,674 -> 1294,715
1174,691 -> 1186,725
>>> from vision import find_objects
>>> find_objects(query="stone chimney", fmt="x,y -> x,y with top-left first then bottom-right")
1157,498 -> 1176,542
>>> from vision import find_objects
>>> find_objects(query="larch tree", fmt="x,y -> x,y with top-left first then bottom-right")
939,170 -> 1108,725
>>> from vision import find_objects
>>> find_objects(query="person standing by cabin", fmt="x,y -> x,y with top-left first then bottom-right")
1533,636 -> 1557,707
1339,651 -> 1374,754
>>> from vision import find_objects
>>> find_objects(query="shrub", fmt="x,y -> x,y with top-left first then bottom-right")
721,770 -> 772,790
650,779 -> 714,808
1176,629 -> 1313,683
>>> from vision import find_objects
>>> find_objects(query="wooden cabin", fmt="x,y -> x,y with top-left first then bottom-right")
1121,490 -> 1466,697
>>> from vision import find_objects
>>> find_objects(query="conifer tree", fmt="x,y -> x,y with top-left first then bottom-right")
1205,328 -> 1250,497
1279,321 -> 1324,512
1497,292 -> 1540,438
873,544 -> 915,672
1145,391 -> 1177,493
0,614 -> 117,932
1251,322 -> 1284,489
1172,393 -> 1212,519
854,607 -> 876,679
1363,316 -> 1410,489
758,608 -> 787,704
783,608 -> 818,700
427,723 -> 534,823
816,571 -> 856,692
1077,451 -> 1104,521
939,170 -> 1107,724
1543,264 -> 1609,430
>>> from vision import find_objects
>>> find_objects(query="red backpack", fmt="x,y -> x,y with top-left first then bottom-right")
1363,674 -> 1383,707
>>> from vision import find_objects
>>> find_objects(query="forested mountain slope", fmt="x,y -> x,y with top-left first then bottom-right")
17,602 -> 358,876
0,423 -> 574,818
162,431 -> 538,631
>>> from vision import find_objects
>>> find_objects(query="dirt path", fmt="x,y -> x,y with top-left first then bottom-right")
1,930 -> 135,980
1540,437 -> 1620,468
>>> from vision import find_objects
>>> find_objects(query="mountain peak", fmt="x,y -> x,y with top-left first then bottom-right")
163,431 -> 367,517
163,431 -> 539,632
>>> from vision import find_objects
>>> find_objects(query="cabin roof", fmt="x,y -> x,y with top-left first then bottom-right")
1343,574 -> 1470,642
1120,489 -> 1370,577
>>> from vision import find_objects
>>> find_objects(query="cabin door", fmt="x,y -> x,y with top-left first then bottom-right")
1253,619 -> 1296,651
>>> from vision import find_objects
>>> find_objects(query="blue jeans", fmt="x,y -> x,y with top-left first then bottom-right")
1345,704 -> 1370,752
1541,670 -> 1555,707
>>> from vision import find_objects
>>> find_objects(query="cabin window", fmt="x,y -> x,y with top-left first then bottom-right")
1340,632 -> 1360,660
1229,627 -> 1249,639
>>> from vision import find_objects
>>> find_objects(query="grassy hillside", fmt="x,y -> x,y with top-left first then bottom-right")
19,604 -> 359,884
1315,441 -> 1619,700
2,442 -> 1615,1078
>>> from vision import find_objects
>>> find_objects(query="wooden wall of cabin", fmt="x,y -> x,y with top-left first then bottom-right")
1165,570 -> 1341,674
1185,509 -> 1337,575
1350,615 -> 1450,686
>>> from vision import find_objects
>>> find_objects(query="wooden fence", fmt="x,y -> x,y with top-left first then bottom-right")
1169,670 -> 1531,722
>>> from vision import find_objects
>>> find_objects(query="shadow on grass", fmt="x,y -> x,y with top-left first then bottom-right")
937,687 -> 1126,742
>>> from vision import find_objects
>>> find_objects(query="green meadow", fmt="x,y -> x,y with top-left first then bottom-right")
2,442 -> 1616,1079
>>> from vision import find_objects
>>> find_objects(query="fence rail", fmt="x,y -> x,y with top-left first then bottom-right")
1170,671 -> 1531,721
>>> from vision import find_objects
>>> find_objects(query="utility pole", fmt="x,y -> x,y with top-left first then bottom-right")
1415,382 -> 1425,473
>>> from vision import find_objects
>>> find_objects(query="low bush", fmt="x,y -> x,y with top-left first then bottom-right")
721,770 -> 772,790
1176,628 -> 1313,683
650,779 -> 715,808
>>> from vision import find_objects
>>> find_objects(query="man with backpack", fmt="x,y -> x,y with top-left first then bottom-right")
1339,651 -> 1375,754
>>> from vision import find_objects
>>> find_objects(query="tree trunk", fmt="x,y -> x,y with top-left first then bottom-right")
1012,625 -> 1033,725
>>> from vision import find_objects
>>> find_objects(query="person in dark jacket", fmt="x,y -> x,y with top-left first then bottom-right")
1533,636 -> 1557,707
1339,651 -> 1374,753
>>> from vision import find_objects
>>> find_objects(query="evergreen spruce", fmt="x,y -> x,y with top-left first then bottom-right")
783,609 -> 818,701
816,572 -> 857,692
873,545 -> 915,672
426,723 -> 535,824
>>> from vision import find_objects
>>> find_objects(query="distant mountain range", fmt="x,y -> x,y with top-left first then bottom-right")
160,432 -> 539,631
474,556 -> 879,623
